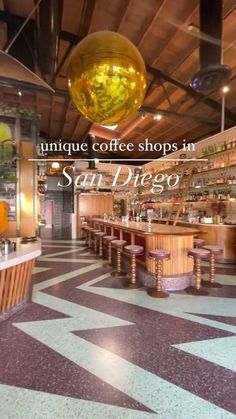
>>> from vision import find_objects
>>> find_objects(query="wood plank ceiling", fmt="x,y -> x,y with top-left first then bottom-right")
0,0 -> 236,160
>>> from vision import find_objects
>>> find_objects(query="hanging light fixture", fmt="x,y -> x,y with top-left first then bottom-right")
67,31 -> 147,125
51,162 -> 60,170
0,0 -> 54,93
153,114 -> 162,121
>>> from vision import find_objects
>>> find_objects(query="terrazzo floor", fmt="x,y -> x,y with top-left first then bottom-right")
0,239 -> 236,419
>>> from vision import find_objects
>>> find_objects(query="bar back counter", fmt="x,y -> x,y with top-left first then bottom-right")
0,239 -> 41,319
92,218 -> 199,289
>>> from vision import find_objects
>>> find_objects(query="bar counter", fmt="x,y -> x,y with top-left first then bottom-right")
176,222 -> 236,264
93,218 -> 199,282
0,238 -> 41,318
152,219 -> 236,263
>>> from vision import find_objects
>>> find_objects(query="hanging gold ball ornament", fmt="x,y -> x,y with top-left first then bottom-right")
67,31 -> 147,125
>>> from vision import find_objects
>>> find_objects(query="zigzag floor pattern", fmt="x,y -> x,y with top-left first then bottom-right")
0,239 -> 235,418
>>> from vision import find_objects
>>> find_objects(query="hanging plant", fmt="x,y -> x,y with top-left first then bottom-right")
0,102 -> 38,120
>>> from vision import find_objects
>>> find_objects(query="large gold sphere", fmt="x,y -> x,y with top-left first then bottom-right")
67,31 -> 146,125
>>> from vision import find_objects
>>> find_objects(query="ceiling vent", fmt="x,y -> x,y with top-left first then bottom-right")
191,0 -> 231,91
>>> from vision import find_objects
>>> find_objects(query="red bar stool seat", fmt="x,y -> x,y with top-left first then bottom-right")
123,245 -> 144,289
103,235 -> 117,266
111,240 -> 127,277
202,245 -> 223,288
186,248 -> 210,296
148,249 -> 170,298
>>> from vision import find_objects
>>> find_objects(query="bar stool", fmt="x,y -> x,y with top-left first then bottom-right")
186,248 -> 210,296
202,245 -> 223,288
90,229 -> 100,252
84,226 -> 93,248
193,239 -> 205,271
95,231 -> 106,257
103,235 -> 117,266
123,245 -> 144,289
111,240 -> 127,277
148,249 -> 170,298
81,225 -> 87,242
81,225 -> 89,244
194,238 -> 205,248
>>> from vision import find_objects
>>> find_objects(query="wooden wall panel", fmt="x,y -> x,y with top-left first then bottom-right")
77,194 -> 113,237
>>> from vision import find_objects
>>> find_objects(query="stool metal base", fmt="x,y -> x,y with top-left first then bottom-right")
123,281 -> 143,289
185,286 -> 208,296
111,271 -> 127,277
201,280 -> 222,288
148,288 -> 169,298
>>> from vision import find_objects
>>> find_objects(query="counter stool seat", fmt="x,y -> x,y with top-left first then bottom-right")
193,239 -> 205,248
123,245 -> 144,289
188,248 -> 210,258
103,235 -> 118,267
95,231 -> 106,237
186,248 -> 210,296
125,245 -> 144,255
111,240 -> 127,277
203,245 -> 223,254
201,245 -> 223,288
149,249 -> 170,259
84,226 -> 94,235
111,240 -> 127,248
104,235 -> 117,242
91,229 -> 100,235
148,249 -> 170,298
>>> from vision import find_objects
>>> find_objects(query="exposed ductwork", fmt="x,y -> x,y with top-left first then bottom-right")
191,0 -> 231,91
35,0 -> 63,79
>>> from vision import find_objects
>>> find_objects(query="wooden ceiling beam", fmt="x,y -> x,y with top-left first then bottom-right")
81,122 -> 93,142
116,0 -> 133,32
136,0 -> 166,47
58,96 -> 71,139
71,115 -> 81,139
133,93 -> 217,143
48,95 -> 54,138
51,42 -> 74,86
2,10 -> 234,123
147,65 -> 236,124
